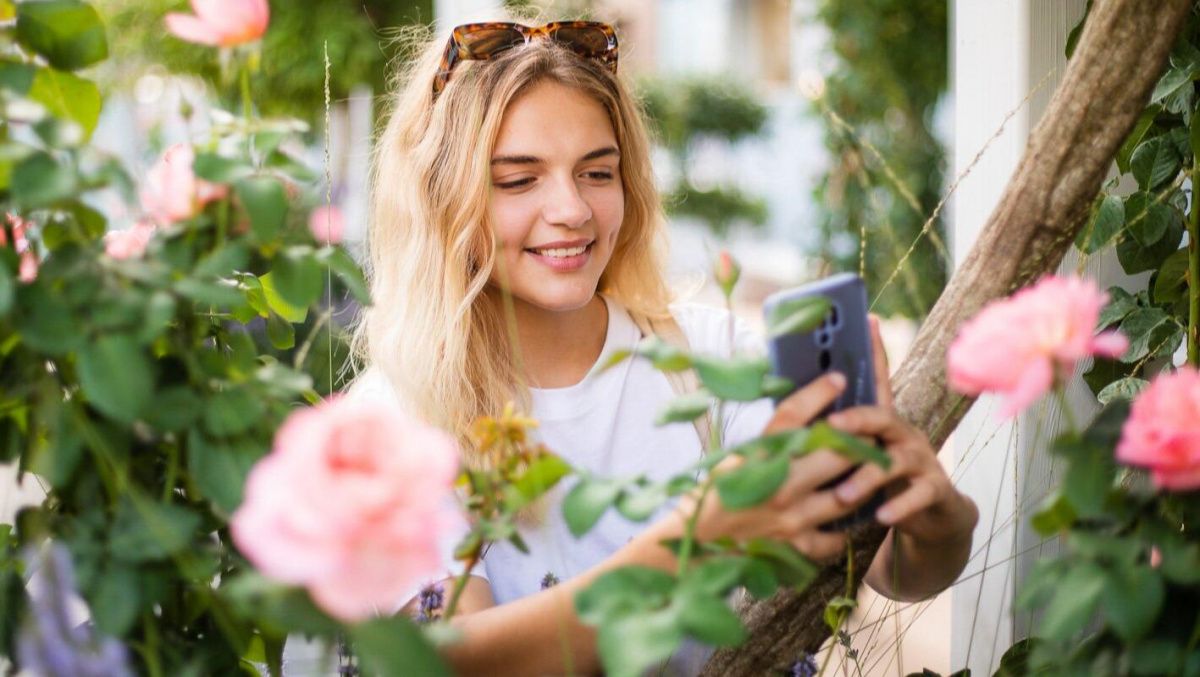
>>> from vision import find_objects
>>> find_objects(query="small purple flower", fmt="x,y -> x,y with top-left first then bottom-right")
415,582 -> 445,623
16,544 -> 133,677
540,572 -> 559,590
789,653 -> 818,677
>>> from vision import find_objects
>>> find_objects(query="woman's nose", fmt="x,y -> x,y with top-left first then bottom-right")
541,175 -> 592,228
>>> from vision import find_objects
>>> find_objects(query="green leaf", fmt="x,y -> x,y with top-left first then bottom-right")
88,562 -> 139,636
995,638 -> 1041,677
30,405 -> 83,490
1055,437 -> 1114,517
1080,195 -> 1124,254
823,595 -> 857,632
739,558 -> 778,598
511,454 -> 571,503
1150,66 -> 1194,104
615,482 -> 668,522
692,354 -> 769,401
1117,204 -> 1184,274
10,151 -> 76,208
315,246 -> 371,306
715,453 -> 788,509
235,177 -> 287,242
1130,137 -> 1182,191
596,610 -> 684,677
1096,377 -> 1148,406
270,249 -> 324,309
765,296 -> 831,338
1029,493 -> 1076,536
1152,247 -> 1190,304
173,278 -> 246,308
265,312 -> 295,350
1123,192 -> 1174,248
633,336 -> 691,372
221,573 -> 340,636
563,477 -> 624,537
195,243 -> 250,278
0,256 -> 13,319
1037,562 -> 1106,641
259,272 -> 308,323
16,0 -> 108,71
655,389 -> 713,425
1102,565 -> 1163,642
350,616 -> 451,677
136,291 -> 176,344
1129,640 -> 1183,676
188,432 -> 263,516
28,67 -> 101,139
575,566 -> 676,623
1116,106 -> 1160,174
110,496 -> 200,562
193,153 -> 253,183
1117,307 -> 1173,363
203,387 -> 266,437
806,422 -> 891,469
77,335 -> 154,424
675,592 -> 746,646
143,386 -> 200,432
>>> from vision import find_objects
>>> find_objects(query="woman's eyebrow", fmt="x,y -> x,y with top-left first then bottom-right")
490,146 -> 620,166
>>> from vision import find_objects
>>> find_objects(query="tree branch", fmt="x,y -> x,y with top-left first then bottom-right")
702,0 -> 1191,672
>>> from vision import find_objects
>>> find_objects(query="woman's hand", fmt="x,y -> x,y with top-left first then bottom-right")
666,371 -> 879,562
826,316 -> 977,548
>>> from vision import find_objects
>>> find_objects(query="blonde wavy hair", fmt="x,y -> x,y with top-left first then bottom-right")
350,23 -> 672,468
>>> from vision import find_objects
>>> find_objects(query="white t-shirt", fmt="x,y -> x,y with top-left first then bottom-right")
284,296 -> 774,675
474,295 -> 773,603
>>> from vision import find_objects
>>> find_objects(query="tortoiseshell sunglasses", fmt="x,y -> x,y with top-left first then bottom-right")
432,21 -> 619,97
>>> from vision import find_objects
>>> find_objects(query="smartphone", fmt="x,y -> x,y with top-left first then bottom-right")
762,273 -> 882,531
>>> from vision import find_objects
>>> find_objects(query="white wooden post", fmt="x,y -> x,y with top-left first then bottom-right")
950,1 -> 1086,674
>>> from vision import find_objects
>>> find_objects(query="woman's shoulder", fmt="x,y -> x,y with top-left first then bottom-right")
667,299 -> 766,357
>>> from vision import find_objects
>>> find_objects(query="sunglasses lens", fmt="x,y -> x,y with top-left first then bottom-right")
551,26 -> 611,56
459,26 -> 525,58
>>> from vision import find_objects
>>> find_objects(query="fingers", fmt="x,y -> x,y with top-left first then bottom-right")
764,372 -> 846,435
868,314 -> 894,409
770,449 -> 856,508
875,476 -> 947,526
827,406 -> 914,445
793,530 -> 847,562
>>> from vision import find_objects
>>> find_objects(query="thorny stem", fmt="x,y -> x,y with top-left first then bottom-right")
1188,163 -> 1199,366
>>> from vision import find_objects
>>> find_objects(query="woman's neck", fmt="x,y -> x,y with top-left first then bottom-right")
502,292 -> 609,389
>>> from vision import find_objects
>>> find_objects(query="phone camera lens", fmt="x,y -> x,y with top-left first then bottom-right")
829,303 -> 841,329
818,349 -> 832,371
815,329 -> 832,349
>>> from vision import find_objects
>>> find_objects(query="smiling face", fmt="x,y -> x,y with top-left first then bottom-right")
486,80 -> 624,315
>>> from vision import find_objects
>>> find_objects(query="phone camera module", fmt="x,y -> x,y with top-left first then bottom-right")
815,328 -> 833,349
828,303 -> 841,330
818,349 -> 832,371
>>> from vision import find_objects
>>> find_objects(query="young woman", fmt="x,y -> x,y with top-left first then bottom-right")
351,20 -> 978,676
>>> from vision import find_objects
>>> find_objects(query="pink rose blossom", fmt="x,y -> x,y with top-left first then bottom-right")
5,213 -> 37,283
308,205 -> 344,245
104,222 -> 157,260
140,144 -> 227,225
230,395 -> 460,622
165,0 -> 269,47
947,276 -> 1128,418
1115,367 -> 1200,491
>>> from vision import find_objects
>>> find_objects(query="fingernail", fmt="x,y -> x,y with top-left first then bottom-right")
836,482 -> 858,502
827,412 -> 845,427
876,507 -> 894,524
828,372 -> 846,389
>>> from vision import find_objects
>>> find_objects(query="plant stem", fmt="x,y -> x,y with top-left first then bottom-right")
161,444 -> 178,502
1189,163 -> 1199,366
676,480 -> 712,576
443,551 -> 479,620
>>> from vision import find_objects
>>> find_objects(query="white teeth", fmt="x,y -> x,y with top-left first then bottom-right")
534,245 -> 587,258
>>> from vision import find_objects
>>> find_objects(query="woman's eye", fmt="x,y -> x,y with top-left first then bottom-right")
583,171 -> 614,182
494,177 -> 534,189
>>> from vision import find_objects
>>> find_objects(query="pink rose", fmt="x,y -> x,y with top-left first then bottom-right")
166,0 -> 269,47
947,276 -> 1128,418
230,395 -> 460,622
308,205 -> 344,245
104,222 -> 157,260
5,212 -> 37,283
1115,367 -> 1200,491
713,250 -> 740,297
140,144 -> 228,225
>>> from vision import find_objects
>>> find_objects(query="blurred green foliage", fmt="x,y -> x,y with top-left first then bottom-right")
101,0 -> 432,123
811,0 -> 948,318
640,75 -> 769,237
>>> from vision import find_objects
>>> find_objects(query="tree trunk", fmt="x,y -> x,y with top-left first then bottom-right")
702,0 -> 1192,673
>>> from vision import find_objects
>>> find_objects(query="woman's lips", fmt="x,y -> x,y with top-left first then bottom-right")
525,243 -> 593,271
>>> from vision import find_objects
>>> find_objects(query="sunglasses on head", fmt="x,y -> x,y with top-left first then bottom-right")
433,21 -> 619,97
